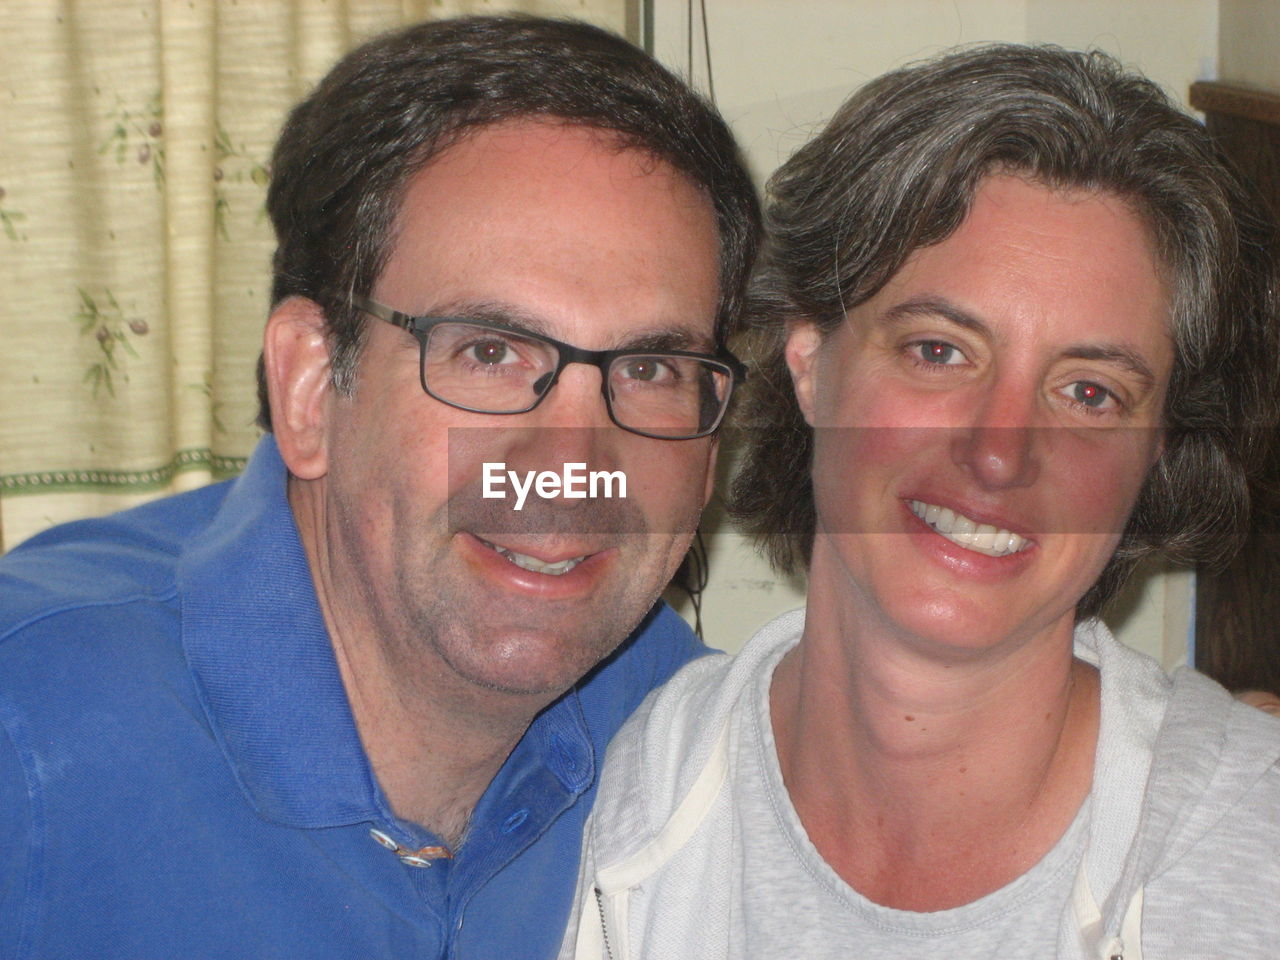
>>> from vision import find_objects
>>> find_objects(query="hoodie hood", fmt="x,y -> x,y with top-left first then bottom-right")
1090,667 -> 1280,958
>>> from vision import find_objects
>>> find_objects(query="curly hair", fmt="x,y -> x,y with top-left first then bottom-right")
257,15 -> 760,430
730,44 -> 1280,618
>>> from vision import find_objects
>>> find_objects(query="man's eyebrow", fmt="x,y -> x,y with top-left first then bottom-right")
879,295 -> 1157,386
428,299 -> 555,338
621,330 -> 709,353
425,299 -> 712,352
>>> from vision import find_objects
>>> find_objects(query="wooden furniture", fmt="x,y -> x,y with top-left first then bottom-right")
1188,81 -> 1280,695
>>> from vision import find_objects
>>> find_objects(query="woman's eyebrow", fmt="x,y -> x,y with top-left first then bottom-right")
877,295 -> 991,336
1060,344 -> 1156,388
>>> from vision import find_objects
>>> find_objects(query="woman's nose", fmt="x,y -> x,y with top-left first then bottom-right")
948,389 -> 1042,490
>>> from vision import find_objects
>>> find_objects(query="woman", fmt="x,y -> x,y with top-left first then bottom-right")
562,45 -> 1280,959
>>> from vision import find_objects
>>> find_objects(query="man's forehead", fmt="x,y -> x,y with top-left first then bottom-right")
372,117 -> 723,352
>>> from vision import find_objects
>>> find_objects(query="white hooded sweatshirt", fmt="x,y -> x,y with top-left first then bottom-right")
562,610 -> 1280,960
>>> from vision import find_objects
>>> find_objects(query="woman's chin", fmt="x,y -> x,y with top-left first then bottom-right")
865,586 -> 1079,663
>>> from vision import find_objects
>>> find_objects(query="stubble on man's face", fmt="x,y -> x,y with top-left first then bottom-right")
382,468 -> 702,697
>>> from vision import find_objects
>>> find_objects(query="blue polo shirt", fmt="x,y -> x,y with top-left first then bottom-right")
0,437 -> 703,959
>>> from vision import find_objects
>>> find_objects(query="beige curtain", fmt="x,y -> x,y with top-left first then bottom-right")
0,0 -> 627,550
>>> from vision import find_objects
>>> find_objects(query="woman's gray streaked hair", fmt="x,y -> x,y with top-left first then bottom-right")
730,44 -> 1280,618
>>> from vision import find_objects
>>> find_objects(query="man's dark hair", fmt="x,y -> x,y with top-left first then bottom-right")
730,44 -> 1280,618
257,15 -> 760,429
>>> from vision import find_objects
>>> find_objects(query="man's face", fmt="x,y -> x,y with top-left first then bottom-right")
311,120 -> 721,699
788,175 -> 1173,655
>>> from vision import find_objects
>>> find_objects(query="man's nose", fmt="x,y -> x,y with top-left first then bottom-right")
536,362 -> 617,426
510,363 -> 616,466
948,388 -> 1041,490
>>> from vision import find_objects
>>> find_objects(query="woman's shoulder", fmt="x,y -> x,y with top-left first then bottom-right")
1140,700 -> 1280,952
588,608 -> 806,859
1136,665 -> 1280,875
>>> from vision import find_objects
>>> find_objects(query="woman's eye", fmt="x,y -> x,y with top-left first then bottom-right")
911,341 -> 963,365
1066,380 -> 1117,411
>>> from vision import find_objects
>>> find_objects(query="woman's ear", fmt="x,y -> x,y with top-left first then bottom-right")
784,319 -> 824,426
262,297 -> 333,480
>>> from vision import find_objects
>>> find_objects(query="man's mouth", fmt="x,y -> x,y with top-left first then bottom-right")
907,500 -> 1029,558
477,537 -> 588,576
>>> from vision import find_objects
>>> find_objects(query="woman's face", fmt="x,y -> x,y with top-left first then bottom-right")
788,175 -> 1175,653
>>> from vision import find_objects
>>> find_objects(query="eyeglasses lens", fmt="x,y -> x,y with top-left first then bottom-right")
421,322 -> 729,439
606,355 -> 730,438
422,323 -> 557,414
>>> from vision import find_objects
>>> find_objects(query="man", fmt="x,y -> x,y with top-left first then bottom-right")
0,17 -> 758,958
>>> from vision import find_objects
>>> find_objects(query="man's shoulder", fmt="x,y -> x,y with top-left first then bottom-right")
0,481 -> 230,656
1,482 -> 230,592
0,493 -> 227,849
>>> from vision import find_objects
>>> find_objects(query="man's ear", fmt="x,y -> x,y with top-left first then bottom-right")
262,297 -> 333,481
784,320 -> 824,427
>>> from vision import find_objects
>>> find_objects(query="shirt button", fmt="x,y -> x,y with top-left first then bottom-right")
369,828 -> 399,851
502,809 -> 529,834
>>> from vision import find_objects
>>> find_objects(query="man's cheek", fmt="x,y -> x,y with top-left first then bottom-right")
446,427 -> 510,500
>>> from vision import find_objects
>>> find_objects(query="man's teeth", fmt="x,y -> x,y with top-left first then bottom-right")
908,500 -> 1028,557
485,541 -> 586,576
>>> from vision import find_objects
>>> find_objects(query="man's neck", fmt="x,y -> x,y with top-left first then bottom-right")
331,629 -> 540,847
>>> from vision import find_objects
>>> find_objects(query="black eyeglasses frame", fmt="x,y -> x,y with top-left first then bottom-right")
354,296 -> 746,440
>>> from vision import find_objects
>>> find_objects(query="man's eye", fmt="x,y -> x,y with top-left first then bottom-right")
467,339 -> 516,365
911,341 -> 963,365
620,358 -> 673,382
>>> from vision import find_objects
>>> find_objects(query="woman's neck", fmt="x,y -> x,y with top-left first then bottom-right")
770,586 -> 1100,911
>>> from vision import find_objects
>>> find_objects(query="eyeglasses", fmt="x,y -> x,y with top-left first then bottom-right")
355,297 -> 746,440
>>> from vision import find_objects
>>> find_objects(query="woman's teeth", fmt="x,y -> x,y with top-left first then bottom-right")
908,500 -> 1028,557
483,540 -> 586,575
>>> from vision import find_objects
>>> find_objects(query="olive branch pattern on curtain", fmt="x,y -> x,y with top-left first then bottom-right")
0,0 -> 626,551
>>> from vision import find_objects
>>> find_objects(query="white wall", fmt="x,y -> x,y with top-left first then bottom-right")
1219,0 -> 1280,89
654,0 -> 1221,666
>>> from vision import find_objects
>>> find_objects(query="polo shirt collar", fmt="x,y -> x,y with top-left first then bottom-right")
179,436 -> 389,828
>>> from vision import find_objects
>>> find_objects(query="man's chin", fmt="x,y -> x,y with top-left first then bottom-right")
434,621 -> 628,699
